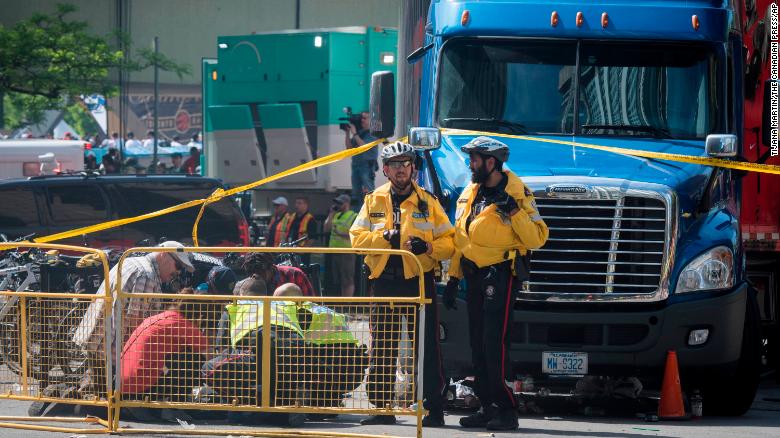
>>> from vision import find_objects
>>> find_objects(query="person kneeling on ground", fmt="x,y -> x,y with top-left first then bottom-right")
201,278 -> 307,427
276,286 -> 368,421
120,287 -> 224,422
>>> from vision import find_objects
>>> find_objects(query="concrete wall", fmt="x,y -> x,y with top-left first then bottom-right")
0,0 -> 400,85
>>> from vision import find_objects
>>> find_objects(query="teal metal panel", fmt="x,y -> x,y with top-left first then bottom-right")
257,103 -> 305,129
208,27 -> 397,127
207,105 -> 254,131
328,32 -> 369,124
202,58 -> 218,133
367,27 -> 398,82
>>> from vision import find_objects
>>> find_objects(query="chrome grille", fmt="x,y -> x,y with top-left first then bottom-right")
527,195 -> 667,296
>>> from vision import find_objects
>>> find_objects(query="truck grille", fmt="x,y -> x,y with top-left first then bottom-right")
527,195 -> 667,295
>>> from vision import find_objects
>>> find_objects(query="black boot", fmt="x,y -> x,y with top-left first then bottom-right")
459,406 -> 493,428
422,409 -> 445,427
486,408 -> 518,431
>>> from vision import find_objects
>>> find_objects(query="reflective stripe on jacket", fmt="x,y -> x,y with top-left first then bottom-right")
269,213 -> 293,247
350,181 -> 455,279
227,300 -> 303,347
449,171 -> 549,279
291,212 -> 315,242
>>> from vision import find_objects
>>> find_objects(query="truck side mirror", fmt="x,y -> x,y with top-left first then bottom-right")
409,127 -> 441,150
763,80 -> 776,147
369,71 -> 395,138
705,134 -> 738,157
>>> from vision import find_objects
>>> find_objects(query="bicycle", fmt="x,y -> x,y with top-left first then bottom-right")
0,245 -> 49,382
0,245 -> 100,384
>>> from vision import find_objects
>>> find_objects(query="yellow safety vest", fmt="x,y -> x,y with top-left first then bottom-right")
350,181 -> 455,279
299,302 -> 358,346
227,300 -> 303,347
449,171 -> 549,279
329,210 -> 357,248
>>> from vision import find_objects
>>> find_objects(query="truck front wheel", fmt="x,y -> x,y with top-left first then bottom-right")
701,288 -> 761,416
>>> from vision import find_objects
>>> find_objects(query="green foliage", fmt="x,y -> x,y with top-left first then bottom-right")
0,3 -> 190,130
62,102 -> 102,138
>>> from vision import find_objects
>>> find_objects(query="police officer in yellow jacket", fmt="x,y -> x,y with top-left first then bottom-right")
350,141 -> 455,427
444,136 -> 548,431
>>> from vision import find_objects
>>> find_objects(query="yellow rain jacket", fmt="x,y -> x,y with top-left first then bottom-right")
450,171 -> 548,279
350,181 -> 455,279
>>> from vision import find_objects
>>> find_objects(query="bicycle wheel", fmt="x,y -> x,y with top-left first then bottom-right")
53,305 -> 89,381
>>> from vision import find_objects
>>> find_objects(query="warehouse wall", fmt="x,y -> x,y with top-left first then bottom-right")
0,0 -> 400,85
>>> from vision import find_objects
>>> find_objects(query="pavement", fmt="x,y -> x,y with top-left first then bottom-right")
0,377 -> 777,437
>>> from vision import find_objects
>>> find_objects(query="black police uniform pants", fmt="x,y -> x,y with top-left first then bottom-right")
367,272 -> 446,412
464,261 -> 517,410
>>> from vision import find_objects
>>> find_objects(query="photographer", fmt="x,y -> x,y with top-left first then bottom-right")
343,110 -> 377,208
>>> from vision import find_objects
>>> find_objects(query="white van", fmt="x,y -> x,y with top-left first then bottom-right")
0,140 -> 85,179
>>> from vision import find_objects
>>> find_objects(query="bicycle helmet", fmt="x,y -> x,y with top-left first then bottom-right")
380,141 -> 417,164
460,136 -> 510,163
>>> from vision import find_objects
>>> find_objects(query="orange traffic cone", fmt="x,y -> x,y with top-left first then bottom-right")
658,350 -> 688,420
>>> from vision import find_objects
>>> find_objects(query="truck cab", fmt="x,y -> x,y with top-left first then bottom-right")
380,0 -> 773,415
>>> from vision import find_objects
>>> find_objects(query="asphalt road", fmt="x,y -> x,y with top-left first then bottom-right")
0,378 -> 777,437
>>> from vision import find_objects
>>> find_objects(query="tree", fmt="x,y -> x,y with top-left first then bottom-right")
0,3 -> 190,130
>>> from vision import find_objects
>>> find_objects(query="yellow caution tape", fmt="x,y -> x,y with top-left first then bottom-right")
36,126 -> 777,245
441,128 -> 780,175
192,187 -> 225,246
33,137 -> 388,244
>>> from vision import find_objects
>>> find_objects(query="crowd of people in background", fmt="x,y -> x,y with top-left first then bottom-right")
75,131 -> 203,175
264,194 -> 360,298
3,128 -> 205,176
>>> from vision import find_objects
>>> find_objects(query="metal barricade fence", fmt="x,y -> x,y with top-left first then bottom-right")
112,246 -> 428,438
0,242 -> 112,434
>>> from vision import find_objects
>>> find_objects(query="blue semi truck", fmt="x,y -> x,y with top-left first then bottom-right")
367,0 -> 777,415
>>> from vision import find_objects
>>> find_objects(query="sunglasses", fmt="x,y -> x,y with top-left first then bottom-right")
387,160 -> 413,169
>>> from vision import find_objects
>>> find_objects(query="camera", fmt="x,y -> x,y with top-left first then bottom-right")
339,106 -> 363,132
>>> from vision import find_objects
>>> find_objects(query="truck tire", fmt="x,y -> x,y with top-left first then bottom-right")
702,288 -> 761,416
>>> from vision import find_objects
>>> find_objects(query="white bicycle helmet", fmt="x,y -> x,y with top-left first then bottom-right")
460,136 -> 510,163
380,141 -> 417,164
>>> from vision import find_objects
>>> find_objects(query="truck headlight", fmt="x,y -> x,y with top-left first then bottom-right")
675,246 -> 733,294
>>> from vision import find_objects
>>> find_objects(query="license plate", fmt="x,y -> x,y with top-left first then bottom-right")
542,351 -> 588,375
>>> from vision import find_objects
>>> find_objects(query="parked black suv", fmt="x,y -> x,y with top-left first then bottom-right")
0,175 -> 249,248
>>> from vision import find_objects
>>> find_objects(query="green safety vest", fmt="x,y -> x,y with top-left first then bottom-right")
329,210 -> 357,248
227,300 -> 303,347
299,302 -> 358,346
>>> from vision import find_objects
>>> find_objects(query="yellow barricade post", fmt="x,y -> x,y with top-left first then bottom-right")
0,242 -> 112,434
113,246 -> 427,438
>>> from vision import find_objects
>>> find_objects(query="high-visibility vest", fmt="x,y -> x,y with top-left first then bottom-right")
268,213 -> 293,247
227,300 -> 303,347
289,212 -> 314,242
299,302 -> 358,346
329,210 -> 357,248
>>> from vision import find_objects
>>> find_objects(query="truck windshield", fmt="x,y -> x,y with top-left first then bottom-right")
436,39 -> 720,139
